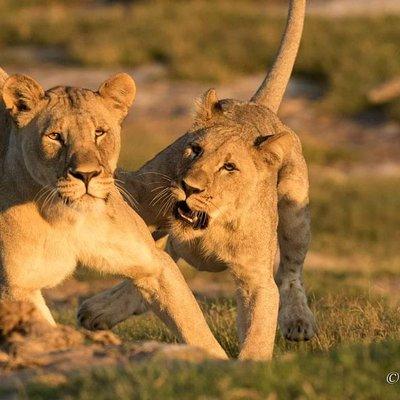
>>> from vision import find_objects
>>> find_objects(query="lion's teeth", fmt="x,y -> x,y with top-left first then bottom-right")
178,207 -> 194,223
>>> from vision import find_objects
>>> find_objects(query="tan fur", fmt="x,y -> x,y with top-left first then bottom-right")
78,0 -> 315,360
79,96 -> 315,360
0,71 -> 227,359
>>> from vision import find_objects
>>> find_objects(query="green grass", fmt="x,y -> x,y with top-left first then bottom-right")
310,176 -> 400,264
0,0 -> 399,118
50,267 -> 400,361
302,141 -> 361,166
11,260 -> 397,399
11,340 -> 400,399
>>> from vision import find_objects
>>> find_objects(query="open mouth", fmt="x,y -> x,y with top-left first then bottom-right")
174,201 -> 209,230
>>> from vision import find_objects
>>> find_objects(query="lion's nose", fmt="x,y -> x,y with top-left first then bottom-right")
181,179 -> 204,197
69,167 -> 101,188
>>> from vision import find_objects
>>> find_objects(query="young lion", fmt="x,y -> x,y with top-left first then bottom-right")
78,0 -> 315,360
0,69 -> 227,359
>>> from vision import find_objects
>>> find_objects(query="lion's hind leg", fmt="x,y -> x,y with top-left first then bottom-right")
276,148 -> 316,341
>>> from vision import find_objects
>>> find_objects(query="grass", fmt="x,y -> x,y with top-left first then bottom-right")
11,262 -> 399,398
0,1 -> 399,119
52,268 -> 400,359
11,341 -> 400,399
9,341 -> 400,400
310,175 -> 400,264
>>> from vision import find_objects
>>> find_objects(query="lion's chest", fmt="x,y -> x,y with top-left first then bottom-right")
202,224 -> 243,262
0,205 -> 77,290
195,216 -> 276,267
70,207 -> 152,275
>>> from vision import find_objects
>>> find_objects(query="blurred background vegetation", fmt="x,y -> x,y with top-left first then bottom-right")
0,0 -> 399,119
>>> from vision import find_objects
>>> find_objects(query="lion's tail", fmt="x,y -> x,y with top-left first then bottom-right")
251,0 -> 306,113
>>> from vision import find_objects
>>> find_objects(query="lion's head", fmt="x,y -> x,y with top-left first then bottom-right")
162,0 -> 305,241
2,73 -> 135,210
169,89 -> 296,241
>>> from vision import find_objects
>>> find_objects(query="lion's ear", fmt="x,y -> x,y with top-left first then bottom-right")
194,89 -> 235,127
194,88 -> 225,125
98,73 -> 136,122
2,74 -> 45,127
254,131 -> 295,166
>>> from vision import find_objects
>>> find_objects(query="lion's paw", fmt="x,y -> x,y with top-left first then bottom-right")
278,302 -> 316,342
78,283 -> 145,331
78,297 -> 118,331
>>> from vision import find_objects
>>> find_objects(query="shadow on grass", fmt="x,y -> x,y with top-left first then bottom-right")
19,340 -> 400,400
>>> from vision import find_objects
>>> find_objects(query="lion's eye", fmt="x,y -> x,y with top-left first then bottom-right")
223,162 -> 237,172
95,128 -> 107,138
47,132 -> 62,142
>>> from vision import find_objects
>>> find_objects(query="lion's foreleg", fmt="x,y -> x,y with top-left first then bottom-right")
8,288 -> 56,326
78,280 -> 147,330
126,248 -> 227,359
77,234 -> 178,330
276,152 -> 315,341
233,262 -> 279,361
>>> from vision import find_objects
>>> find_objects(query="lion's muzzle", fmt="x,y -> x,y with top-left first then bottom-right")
68,166 -> 101,190
57,165 -> 114,204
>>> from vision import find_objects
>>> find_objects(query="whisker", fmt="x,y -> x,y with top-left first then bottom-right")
150,188 -> 170,206
47,189 -> 58,210
115,182 -> 139,209
114,180 -> 139,206
38,188 -> 52,211
122,189 -> 139,206
160,195 -> 174,218
149,189 -> 167,203
40,188 -> 55,214
136,171 -> 172,182
151,191 -> 170,208
151,185 -> 169,193
209,199 -> 222,215
118,191 -> 137,209
34,185 -> 51,203
157,193 -> 173,218
152,188 -> 168,204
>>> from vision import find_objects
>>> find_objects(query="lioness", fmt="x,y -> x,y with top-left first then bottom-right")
0,69 -> 227,359
78,0 -> 315,360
